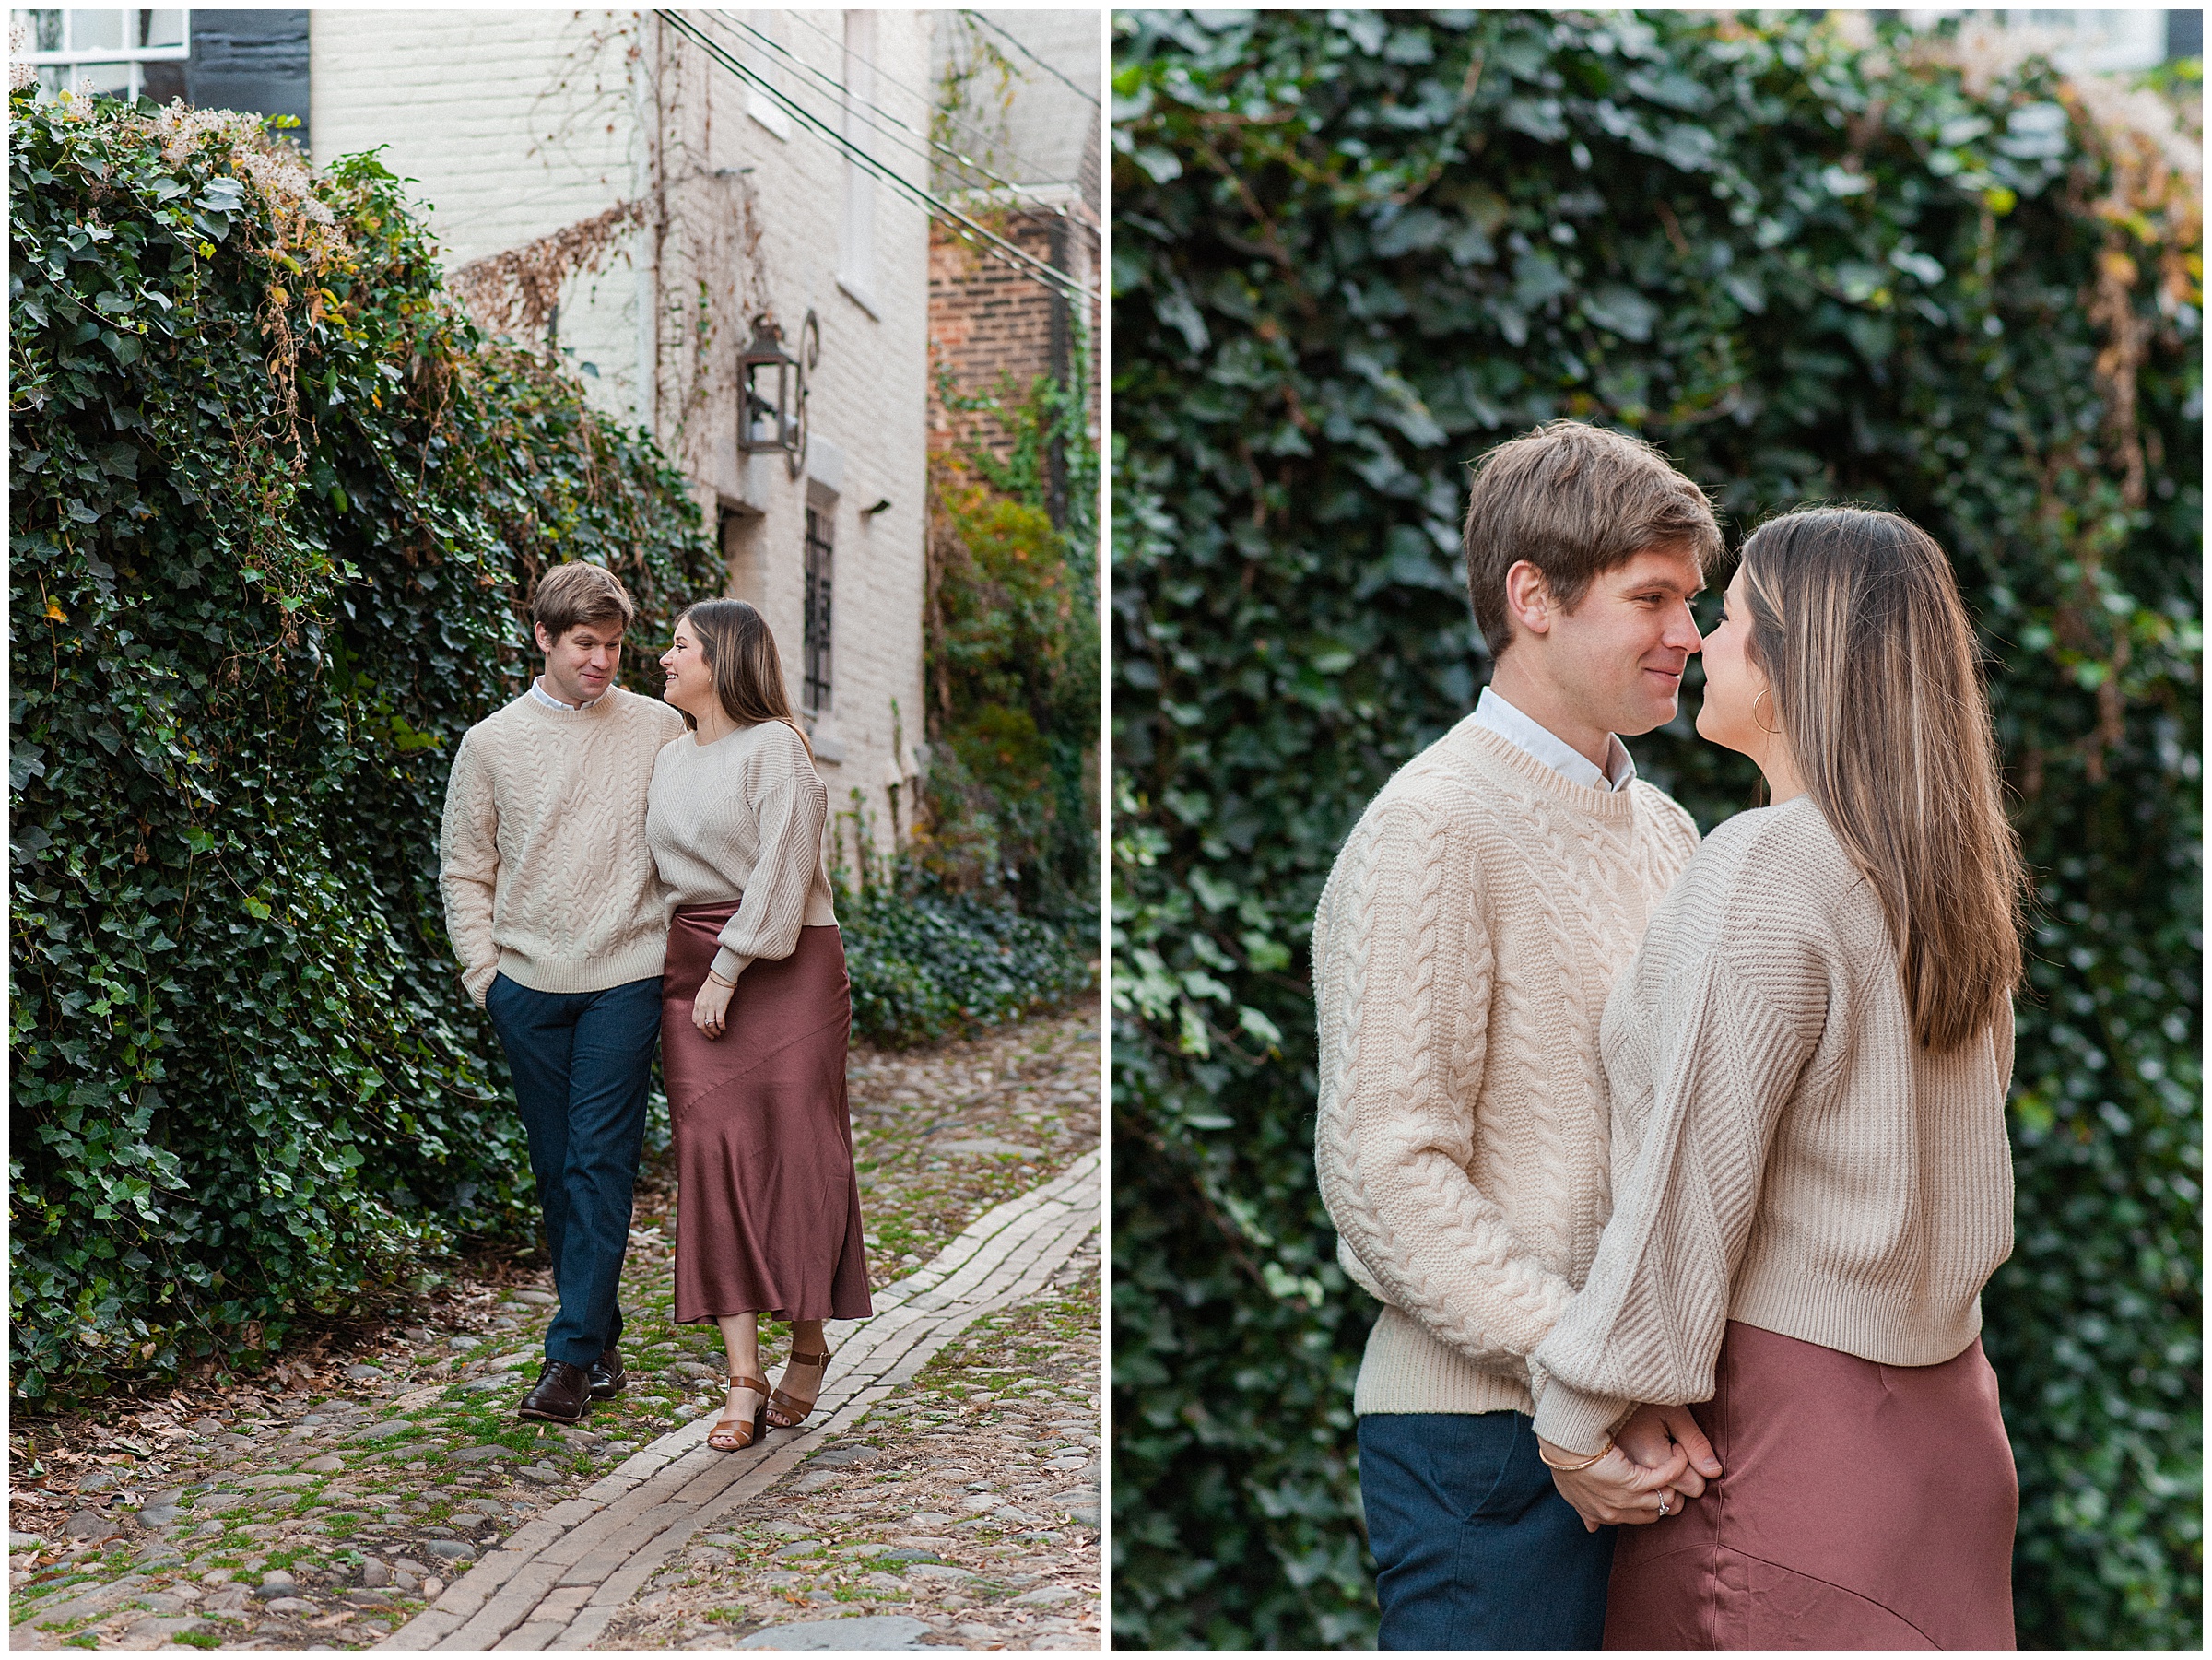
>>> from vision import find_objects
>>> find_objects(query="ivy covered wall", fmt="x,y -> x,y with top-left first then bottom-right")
8,89 -> 723,1404
1111,12 -> 2199,1650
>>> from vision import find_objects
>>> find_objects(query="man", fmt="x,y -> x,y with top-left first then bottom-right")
440,562 -> 685,1424
1312,421 -> 1727,1648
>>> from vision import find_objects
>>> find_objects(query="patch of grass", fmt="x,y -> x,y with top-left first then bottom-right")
29,1571 -> 101,1599
171,1632 -> 222,1650
702,1605 -> 748,1624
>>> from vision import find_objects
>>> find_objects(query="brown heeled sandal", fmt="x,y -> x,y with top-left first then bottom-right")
708,1373 -> 770,1451
765,1348 -> 831,1429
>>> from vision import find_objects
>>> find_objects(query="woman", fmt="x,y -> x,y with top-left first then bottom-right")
1528,507 -> 2026,1648
647,598 -> 872,1451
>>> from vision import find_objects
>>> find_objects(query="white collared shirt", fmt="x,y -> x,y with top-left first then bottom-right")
1472,687 -> 1636,792
530,676 -> 607,713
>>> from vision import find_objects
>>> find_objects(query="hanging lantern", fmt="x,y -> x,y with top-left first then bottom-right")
738,318 -> 796,454
738,310 -> 821,477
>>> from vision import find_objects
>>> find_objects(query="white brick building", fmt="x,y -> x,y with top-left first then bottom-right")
307,9 -> 934,864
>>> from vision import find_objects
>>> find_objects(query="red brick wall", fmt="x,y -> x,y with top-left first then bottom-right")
927,208 -> 1101,463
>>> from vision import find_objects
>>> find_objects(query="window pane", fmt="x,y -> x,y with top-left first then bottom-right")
70,57 -> 129,94
67,8 -> 125,51
16,9 -> 64,51
803,508 -> 835,714
139,8 -> 182,48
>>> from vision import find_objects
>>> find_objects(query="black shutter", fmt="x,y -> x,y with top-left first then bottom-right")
186,10 -> 312,149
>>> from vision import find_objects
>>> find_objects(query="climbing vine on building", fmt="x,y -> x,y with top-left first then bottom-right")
924,349 -> 1101,922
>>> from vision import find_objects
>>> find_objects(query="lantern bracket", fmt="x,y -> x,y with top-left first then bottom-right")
787,309 -> 819,480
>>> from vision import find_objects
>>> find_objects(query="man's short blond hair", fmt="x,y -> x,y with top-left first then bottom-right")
1461,421 -> 1723,657
530,561 -> 636,643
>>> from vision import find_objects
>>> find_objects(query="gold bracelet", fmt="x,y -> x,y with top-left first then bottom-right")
1536,1435 -> 1614,1473
705,970 -> 735,988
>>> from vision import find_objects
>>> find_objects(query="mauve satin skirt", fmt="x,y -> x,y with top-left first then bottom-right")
661,906 -> 872,1325
1604,1320 -> 2018,1651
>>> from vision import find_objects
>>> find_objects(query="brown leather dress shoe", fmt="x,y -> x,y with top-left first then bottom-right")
519,1359 -> 592,1423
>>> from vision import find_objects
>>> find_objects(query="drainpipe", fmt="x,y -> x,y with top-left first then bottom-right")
1047,214 -> 1071,529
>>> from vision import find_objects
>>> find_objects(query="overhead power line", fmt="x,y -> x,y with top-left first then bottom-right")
712,12 -> 1060,216
652,11 -> 1097,307
964,11 -> 1102,110
776,6 -> 1074,193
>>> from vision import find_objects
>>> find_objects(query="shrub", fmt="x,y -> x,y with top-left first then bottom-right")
1111,11 -> 2198,1650
840,872 -> 1098,1051
8,88 -> 720,1405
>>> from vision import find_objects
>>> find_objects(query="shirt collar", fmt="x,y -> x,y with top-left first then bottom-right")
1472,687 -> 1636,792
530,676 -> 608,712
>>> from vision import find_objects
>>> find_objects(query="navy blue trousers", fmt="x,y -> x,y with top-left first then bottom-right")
484,972 -> 660,1369
1359,1410 -> 1617,1650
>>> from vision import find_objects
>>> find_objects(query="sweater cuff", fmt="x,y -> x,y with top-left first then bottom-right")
464,961 -> 498,1007
1530,1378 -> 1635,1457
710,948 -> 753,984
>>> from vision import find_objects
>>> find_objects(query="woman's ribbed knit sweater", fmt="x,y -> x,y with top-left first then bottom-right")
439,687 -> 686,1005
1529,795 -> 2017,1454
1312,716 -> 1702,1418
645,718 -> 838,983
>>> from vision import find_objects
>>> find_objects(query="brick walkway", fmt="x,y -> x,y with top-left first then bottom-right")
379,1150 -> 1101,1652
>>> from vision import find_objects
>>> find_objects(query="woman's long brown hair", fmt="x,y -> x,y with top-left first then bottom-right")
676,598 -> 813,759
1737,506 -> 2026,1051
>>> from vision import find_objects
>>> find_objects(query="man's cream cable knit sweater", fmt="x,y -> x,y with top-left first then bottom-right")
1312,716 -> 1701,1417
439,687 -> 686,1005
1528,795 -> 2017,1454
645,718 -> 839,983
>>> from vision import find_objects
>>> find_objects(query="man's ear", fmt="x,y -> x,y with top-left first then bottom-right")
534,621 -> 555,654
1503,559 -> 1556,640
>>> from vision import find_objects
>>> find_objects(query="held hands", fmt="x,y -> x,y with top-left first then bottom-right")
692,971 -> 735,1040
1539,1403 -> 1724,1534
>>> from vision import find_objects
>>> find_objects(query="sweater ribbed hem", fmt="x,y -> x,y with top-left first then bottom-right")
1352,1305 -> 1537,1418
710,947 -> 751,983
496,935 -> 668,996
1529,1376 -> 1633,1454
1729,1267 -> 1985,1369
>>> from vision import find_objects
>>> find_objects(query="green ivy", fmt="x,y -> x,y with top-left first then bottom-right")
840,876 -> 1097,1051
8,88 -> 721,1406
1110,11 -> 2199,1650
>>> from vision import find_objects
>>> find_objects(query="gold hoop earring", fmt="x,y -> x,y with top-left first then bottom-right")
1751,688 -> 1779,736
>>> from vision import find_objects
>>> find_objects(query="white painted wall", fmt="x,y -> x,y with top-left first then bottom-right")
306,9 -> 933,863
309,9 -> 646,427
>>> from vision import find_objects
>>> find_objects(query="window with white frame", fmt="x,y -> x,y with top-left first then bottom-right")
14,8 -> 188,100
836,9 -> 877,312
